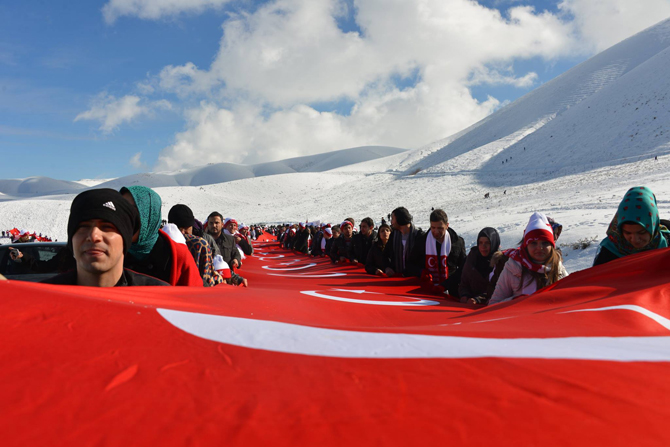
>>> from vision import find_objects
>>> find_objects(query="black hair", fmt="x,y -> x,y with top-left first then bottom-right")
361,217 -> 374,228
429,209 -> 448,224
392,207 -> 412,226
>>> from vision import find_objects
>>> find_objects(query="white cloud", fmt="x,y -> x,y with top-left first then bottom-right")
74,93 -> 172,133
469,65 -> 539,88
129,151 -> 148,169
101,0 -> 670,171
559,0 -> 670,52
102,0 -> 233,24
151,0 -> 577,170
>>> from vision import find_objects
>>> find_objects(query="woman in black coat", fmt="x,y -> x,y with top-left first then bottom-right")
365,224 -> 391,275
458,227 -> 500,304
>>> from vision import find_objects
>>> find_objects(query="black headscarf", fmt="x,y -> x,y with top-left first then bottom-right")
474,227 -> 500,277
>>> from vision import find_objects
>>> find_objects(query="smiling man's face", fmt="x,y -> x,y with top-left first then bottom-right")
72,219 -> 125,276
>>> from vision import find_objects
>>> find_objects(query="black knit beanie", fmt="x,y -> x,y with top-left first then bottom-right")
67,189 -> 140,254
392,207 -> 412,226
168,204 -> 195,229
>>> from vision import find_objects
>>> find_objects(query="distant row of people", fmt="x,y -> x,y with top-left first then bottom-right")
2,229 -> 55,243
277,186 -> 669,305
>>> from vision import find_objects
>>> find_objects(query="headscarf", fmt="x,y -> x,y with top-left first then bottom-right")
120,186 -> 162,261
600,186 -> 669,258
474,227 -> 500,277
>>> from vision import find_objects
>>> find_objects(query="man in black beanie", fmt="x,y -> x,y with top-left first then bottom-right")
383,206 -> 424,277
43,189 -> 168,287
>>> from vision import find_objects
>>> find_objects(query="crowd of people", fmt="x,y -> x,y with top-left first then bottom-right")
3,185 -> 669,306
276,185 -> 670,305
2,229 -> 55,243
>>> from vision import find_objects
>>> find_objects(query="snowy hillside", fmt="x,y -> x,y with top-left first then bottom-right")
395,18 -> 670,185
0,146 -> 405,195
3,19 -> 670,275
0,177 -> 85,197
93,146 -> 407,190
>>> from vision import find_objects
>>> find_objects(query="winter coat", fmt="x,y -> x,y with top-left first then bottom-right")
352,230 -> 377,264
125,230 -> 203,286
237,236 -> 254,256
210,231 -> 242,267
311,231 -> 324,256
383,224 -> 423,275
184,233 -> 225,287
407,227 -> 467,297
42,268 -> 170,286
202,232 -> 221,258
330,235 -> 354,262
365,242 -> 390,275
323,237 -> 334,257
592,245 -> 620,266
488,257 -> 568,305
458,247 -> 493,301
294,229 -> 310,254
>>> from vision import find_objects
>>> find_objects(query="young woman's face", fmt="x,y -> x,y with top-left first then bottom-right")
621,223 -> 652,249
477,236 -> 491,257
379,227 -> 391,242
526,240 -> 553,263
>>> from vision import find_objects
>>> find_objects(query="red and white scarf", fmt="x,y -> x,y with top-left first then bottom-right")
504,212 -> 555,273
425,231 -> 450,284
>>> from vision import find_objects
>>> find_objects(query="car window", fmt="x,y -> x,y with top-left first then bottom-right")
1,245 -> 68,276
37,246 -> 61,262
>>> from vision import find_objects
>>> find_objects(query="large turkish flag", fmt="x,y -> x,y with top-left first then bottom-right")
2,241 -> 669,446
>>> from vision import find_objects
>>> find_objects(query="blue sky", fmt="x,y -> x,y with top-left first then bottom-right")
1,0 -> 668,181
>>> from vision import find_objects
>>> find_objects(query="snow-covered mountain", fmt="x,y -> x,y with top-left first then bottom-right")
3,19 -> 670,274
0,177 -> 86,196
393,18 -> 670,185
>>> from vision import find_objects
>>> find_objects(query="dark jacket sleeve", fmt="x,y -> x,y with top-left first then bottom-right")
382,232 -> 396,271
329,237 -> 340,262
593,245 -> 619,266
238,238 -> 254,256
230,237 -> 242,265
406,233 -> 427,277
458,248 -> 479,299
365,243 -> 388,275
441,230 -> 467,298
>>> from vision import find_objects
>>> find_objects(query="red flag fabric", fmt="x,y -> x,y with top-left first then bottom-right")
1,242 -> 669,447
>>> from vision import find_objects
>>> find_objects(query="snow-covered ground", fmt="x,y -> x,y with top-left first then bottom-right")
2,19 -> 670,275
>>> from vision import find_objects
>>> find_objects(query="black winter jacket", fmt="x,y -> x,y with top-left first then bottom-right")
352,230 -> 377,263
330,236 -> 354,262
42,268 -> 170,286
365,241 -> 390,275
407,227 -> 467,297
383,224 -> 423,275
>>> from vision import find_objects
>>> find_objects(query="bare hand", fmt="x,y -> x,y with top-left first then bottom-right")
231,259 -> 240,269
9,248 -> 23,260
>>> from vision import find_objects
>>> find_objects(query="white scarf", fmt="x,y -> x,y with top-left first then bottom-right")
425,231 -> 450,283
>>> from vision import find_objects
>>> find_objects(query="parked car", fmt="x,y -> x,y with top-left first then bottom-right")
0,242 -> 71,282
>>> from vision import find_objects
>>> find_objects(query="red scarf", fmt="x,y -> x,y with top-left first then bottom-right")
503,248 -> 547,273
424,231 -> 450,284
